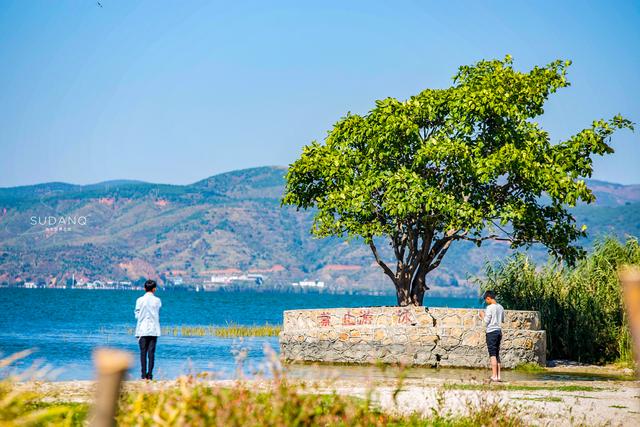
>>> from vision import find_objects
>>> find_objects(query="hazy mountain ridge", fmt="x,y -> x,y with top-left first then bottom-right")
0,166 -> 638,295
2,167 -> 638,205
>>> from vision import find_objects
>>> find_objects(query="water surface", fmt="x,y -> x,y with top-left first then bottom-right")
0,289 -> 479,380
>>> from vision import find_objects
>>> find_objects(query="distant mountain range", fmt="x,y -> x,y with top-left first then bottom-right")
1,166 -> 639,296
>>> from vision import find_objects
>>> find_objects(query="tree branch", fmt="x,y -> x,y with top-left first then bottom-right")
369,241 -> 396,283
408,228 -> 432,278
427,239 -> 454,272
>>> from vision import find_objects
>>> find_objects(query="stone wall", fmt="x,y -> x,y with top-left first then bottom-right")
279,307 -> 546,368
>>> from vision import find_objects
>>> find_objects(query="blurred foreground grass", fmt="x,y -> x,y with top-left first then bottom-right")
0,379 -> 523,427
113,376 -> 523,427
1,353 -> 524,427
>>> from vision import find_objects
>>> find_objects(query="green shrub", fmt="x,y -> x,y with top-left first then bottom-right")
477,236 -> 638,364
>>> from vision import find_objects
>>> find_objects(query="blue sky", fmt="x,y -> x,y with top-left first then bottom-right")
0,0 -> 638,187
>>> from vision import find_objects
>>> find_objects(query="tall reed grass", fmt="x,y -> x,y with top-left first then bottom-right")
477,236 -> 638,364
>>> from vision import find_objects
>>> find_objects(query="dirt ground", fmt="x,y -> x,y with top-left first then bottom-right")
329,377 -> 640,426
17,364 -> 640,426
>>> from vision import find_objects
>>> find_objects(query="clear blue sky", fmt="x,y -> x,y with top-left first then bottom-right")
0,0 -> 638,187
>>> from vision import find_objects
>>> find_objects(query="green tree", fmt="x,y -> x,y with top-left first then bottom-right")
282,56 -> 633,306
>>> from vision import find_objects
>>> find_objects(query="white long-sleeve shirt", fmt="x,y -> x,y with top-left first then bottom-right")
484,303 -> 504,333
134,292 -> 162,337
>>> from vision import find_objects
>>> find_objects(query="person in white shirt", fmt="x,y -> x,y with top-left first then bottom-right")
479,290 -> 504,382
135,279 -> 162,380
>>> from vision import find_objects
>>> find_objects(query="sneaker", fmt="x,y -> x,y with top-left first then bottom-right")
146,373 -> 153,380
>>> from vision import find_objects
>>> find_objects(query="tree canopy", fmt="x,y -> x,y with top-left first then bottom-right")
282,56 -> 633,306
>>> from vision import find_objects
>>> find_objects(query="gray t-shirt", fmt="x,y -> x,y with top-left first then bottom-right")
484,303 -> 504,333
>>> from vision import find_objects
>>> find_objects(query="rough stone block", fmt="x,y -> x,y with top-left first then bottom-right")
280,307 -> 545,368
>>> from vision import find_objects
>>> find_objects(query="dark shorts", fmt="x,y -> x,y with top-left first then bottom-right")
486,330 -> 502,361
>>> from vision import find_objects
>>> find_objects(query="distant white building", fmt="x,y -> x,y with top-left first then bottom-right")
210,275 -> 234,285
168,276 -> 183,285
292,280 -> 325,288
87,280 -> 104,289
209,274 -> 264,285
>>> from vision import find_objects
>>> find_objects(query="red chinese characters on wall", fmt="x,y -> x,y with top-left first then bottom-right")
341,310 -> 373,326
358,310 -> 373,325
396,309 -> 414,325
317,312 -> 331,327
342,312 -> 357,326
316,310 -> 377,327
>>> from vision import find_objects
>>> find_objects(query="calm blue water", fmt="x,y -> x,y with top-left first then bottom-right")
0,289 -> 479,380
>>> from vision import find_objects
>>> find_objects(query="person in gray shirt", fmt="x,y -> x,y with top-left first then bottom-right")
479,290 -> 504,381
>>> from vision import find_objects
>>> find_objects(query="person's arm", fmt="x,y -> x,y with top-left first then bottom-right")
134,298 -> 142,319
484,305 -> 493,326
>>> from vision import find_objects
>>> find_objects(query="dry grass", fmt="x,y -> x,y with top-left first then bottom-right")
125,323 -> 282,337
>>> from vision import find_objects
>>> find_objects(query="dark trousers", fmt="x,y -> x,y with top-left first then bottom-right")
138,336 -> 157,377
486,330 -> 502,363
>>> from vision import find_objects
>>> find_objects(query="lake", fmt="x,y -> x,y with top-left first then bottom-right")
0,289 -> 480,380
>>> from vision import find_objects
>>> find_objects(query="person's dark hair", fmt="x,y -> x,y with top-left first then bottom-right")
482,290 -> 496,300
144,279 -> 157,292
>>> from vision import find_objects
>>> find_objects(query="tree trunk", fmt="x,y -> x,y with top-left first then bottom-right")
396,283 -> 411,306
410,273 -> 428,306
369,235 -> 448,307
